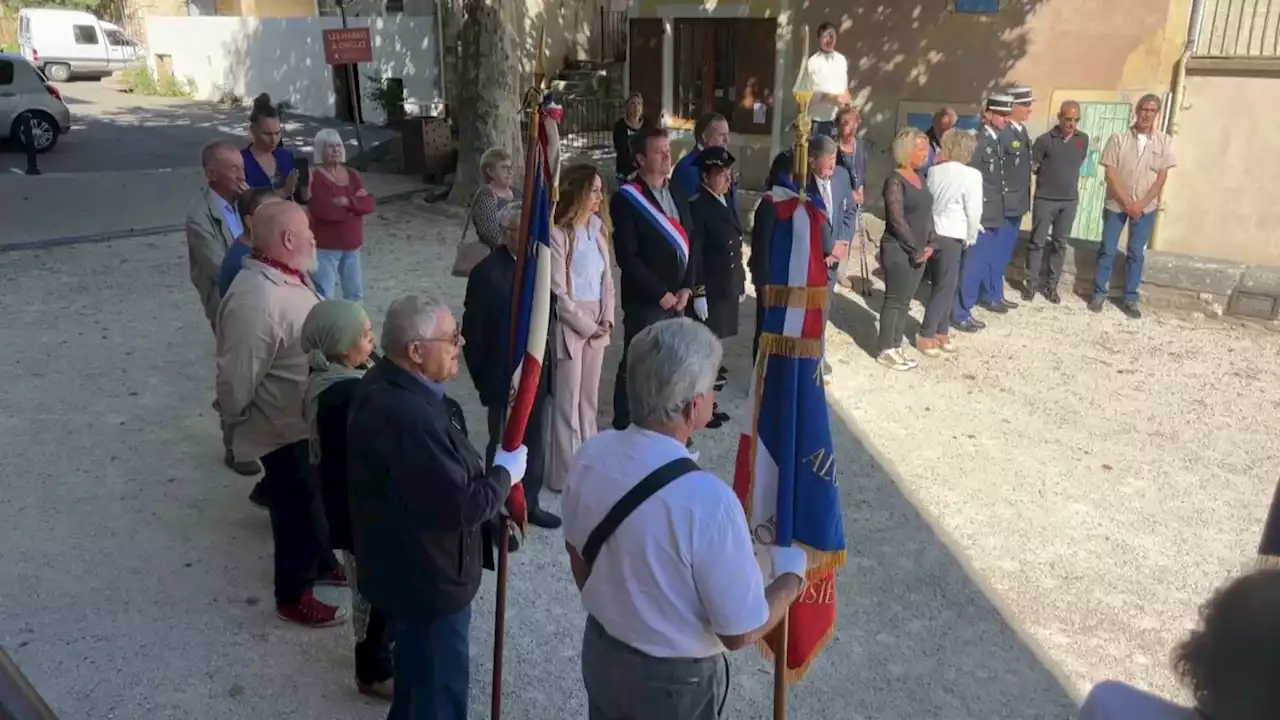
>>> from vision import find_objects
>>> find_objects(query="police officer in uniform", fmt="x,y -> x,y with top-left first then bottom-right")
985,85 -> 1034,314
685,146 -> 742,428
952,93 -> 1013,333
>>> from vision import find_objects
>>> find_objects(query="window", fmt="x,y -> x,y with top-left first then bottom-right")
0,60 -> 13,87
73,24 -> 99,45
106,30 -> 131,47
953,0 -> 999,12
384,0 -> 404,12
669,18 -> 776,135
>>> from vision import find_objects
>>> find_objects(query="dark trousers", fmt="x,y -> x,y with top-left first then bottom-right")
261,441 -> 336,606
920,235 -> 963,338
983,217 -> 1021,303
877,242 -> 926,353
485,392 -> 547,510
952,228 -> 999,324
357,607 -> 394,685
582,616 -> 724,720
1027,198 -> 1077,290
612,305 -> 675,430
390,606 -> 472,720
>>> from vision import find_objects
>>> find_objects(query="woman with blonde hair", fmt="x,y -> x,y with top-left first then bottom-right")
468,146 -> 517,249
548,163 -> 614,490
308,127 -> 375,301
877,127 -> 934,371
919,128 -> 982,357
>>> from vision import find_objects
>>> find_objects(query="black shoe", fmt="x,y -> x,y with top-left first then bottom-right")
248,480 -> 269,509
1122,302 -> 1143,320
1001,298 -> 1019,310
225,449 -> 262,477
980,301 -> 1008,315
1046,287 -> 1062,305
1020,285 -> 1037,302
712,405 -> 730,423
705,415 -> 725,429
1088,296 -> 1106,313
954,319 -> 984,333
714,377 -> 727,391
528,507 -> 562,530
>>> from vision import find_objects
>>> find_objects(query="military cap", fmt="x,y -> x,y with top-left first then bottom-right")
1005,86 -> 1034,104
693,145 -> 736,170
985,93 -> 1014,114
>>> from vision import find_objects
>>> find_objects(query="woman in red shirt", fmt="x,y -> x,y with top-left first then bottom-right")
309,128 -> 376,301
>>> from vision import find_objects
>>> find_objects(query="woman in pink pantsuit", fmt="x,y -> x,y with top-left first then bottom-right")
549,164 -> 614,491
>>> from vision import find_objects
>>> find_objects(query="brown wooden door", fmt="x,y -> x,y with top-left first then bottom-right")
628,19 -> 663,118
731,18 -> 776,135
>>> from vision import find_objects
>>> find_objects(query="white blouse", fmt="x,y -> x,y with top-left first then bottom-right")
926,161 -> 983,244
568,215 -> 606,302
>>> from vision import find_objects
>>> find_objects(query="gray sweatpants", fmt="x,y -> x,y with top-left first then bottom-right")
581,616 -> 726,720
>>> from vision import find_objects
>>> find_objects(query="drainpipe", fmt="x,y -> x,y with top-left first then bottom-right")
435,0 -> 448,111
1152,0 -> 1206,250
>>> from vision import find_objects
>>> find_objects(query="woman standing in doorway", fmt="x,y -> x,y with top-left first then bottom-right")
611,92 -> 647,185
548,164 -> 614,491
243,94 -> 303,201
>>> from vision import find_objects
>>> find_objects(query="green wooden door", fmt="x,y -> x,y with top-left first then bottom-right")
1071,102 -> 1132,242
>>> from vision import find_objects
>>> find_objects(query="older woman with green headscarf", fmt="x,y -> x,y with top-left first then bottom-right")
300,299 -> 393,700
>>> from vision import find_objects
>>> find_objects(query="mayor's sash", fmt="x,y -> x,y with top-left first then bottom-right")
618,181 -> 690,267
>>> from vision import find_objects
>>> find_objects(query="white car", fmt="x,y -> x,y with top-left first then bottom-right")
0,53 -> 72,153
17,8 -> 143,82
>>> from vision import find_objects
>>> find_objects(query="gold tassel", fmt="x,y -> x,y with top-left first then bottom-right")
1256,554 -> 1280,570
758,334 -> 823,360
763,285 -> 829,311
753,621 -> 840,684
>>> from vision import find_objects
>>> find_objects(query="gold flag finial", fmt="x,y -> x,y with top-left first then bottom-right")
793,26 -> 812,201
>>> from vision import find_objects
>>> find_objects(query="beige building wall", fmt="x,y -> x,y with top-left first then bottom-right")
1159,67 -> 1280,267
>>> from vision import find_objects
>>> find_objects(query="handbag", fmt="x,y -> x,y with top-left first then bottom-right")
451,190 -> 490,277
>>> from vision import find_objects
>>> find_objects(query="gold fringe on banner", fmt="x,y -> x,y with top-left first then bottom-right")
758,333 -> 823,360
1256,553 -> 1280,570
763,285 -> 829,311
754,617 -> 839,684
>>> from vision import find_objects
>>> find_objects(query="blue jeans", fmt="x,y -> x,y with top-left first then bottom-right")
390,606 -> 471,720
952,228 -> 999,324
1093,209 -> 1155,303
313,249 -> 364,301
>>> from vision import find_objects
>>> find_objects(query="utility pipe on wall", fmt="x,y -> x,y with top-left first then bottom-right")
1152,0 -> 1207,251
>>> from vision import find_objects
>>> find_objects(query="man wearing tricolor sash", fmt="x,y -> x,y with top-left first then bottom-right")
610,126 -> 699,431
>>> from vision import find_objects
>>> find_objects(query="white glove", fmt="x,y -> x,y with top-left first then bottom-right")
768,545 -> 809,583
693,297 -> 709,321
965,235 -> 977,248
739,293 -> 746,303
493,445 -> 528,486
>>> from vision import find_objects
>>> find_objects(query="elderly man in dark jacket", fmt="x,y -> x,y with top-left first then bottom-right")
347,294 -> 529,720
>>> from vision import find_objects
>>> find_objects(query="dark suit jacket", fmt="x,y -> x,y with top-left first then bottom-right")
347,359 -> 509,622
461,248 -> 552,408
688,190 -> 744,300
808,173 -> 856,253
971,127 -> 1008,229
999,123 -> 1034,217
611,181 -> 696,312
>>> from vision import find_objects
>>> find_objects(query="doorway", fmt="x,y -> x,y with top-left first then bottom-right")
333,65 -> 365,123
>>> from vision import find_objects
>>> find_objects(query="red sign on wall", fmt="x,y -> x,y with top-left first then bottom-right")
323,28 -> 373,65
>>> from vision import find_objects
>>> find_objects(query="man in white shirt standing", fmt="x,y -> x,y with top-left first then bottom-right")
562,318 -> 807,719
794,22 -> 851,140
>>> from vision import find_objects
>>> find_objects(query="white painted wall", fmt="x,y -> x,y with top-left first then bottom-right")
143,14 -> 443,124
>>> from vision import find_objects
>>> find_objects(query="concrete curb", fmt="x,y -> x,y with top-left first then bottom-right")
0,187 -> 429,255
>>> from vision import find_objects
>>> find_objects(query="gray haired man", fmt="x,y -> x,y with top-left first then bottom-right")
562,318 -> 807,719
1024,100 -> 1088,304
805,134 -> 856,381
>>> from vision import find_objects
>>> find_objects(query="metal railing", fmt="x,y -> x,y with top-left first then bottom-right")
598,9 -> 627,62
1195,0 -> 1280,56
524,96 -> 624,151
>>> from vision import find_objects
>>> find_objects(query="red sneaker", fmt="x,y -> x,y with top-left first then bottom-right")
315,567 -> 348,587
277,591 -> 349,628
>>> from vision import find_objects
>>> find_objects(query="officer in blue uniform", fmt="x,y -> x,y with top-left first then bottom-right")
951,93 -> 1013,333
985,85 -> 1034,314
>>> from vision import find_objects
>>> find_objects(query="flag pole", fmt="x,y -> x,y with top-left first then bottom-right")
492,27 -> 547,720
771,24 -> 812,720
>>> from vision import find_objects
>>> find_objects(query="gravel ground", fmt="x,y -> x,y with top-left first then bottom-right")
1,201 -> 1276,719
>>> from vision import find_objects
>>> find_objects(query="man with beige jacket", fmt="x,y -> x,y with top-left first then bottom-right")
217,201 -> 348,628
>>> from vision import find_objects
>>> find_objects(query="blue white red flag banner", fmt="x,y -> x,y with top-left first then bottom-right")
501,92 -> 560,531
733,172 -> 845,681
617,181 -> 690,267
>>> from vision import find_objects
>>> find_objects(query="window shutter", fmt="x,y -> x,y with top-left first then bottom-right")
628,19 -> 663,118
730,18 -> 777,135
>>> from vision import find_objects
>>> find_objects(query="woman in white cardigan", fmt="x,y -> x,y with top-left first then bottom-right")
919,129 -> 983,357
548,164 -> 615,491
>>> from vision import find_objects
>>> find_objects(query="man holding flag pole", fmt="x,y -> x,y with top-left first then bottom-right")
734,25 -> 847,718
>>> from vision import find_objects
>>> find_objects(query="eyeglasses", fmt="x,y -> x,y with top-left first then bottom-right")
418,327 -> 463,348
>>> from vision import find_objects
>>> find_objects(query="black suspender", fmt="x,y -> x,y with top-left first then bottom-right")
580,457 -> 700,568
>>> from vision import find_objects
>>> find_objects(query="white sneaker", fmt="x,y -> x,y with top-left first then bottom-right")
876,349 -> 913,371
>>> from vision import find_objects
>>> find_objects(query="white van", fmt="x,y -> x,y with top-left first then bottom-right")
17,8 -> 143,82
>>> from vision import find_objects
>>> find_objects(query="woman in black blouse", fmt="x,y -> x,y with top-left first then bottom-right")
877,128 -> 934,371
300,300 -> 393,700
611,92 -> 647,185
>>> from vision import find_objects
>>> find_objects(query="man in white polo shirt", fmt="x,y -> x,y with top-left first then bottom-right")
562,317 -> 808,719
794,22 -> 851,139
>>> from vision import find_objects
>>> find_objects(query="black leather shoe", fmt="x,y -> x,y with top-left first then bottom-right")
1122,302 -> 1143,320
1046,287 -> 1062,305
528,507 -> 562,530
954,319 -> 984,333
1001,298 -> 1019,310
248,480 -> 269,509
712,406 -> 730,423
226,449 -> 262,477
980,302 -> 1008,315
1020,285 -> 1037,302
1088,296 -> 1106,313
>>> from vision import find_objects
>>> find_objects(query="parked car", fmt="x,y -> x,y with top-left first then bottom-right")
17,8 -> 143,82
0,53 -> 72,152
